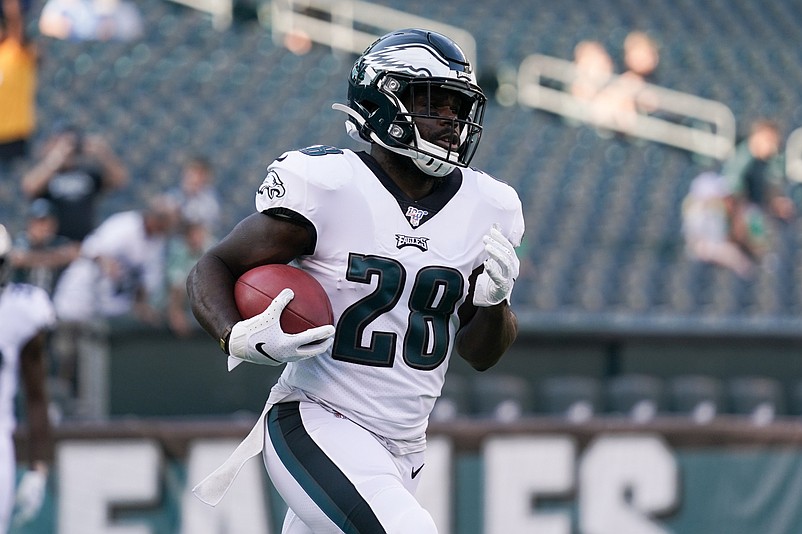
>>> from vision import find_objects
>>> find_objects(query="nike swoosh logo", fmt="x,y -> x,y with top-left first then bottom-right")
255,343 -> 281,364
411,464 -> 425,479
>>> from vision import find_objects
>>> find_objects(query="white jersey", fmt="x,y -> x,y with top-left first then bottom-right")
255,147 -> 524,452
54,210 -> 167,321
0,283 -> 56,434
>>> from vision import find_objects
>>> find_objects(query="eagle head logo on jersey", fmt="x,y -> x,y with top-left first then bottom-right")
258,170 -> 286,200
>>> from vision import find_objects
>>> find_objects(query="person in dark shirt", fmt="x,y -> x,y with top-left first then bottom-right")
21,125 -> 128,242
721,119 -> 794,260
11,198 -> 79,294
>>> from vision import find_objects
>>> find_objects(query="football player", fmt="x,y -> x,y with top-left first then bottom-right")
188,28 -> 524,533
0,224 -> 56,531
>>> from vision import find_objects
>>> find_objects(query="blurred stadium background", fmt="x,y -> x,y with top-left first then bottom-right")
8,0 -> 802,532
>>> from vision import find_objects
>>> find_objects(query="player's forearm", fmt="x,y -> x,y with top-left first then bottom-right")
21,336 -> 52,464
26,397 -> 51,465
456,303 -> 518,371
187,253 -> 242,343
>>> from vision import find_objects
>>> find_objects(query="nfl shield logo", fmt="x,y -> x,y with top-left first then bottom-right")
405,206 -> 428,227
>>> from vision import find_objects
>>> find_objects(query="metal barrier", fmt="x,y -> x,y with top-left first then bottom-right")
268,0 -> 477,64
517,54 -> 737,160
786,127 -> 802,183
167,0 -> 233,29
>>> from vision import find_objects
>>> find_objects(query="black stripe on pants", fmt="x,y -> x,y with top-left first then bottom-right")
267,402 -> 387,534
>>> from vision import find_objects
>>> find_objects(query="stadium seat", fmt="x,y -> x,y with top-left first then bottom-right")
789,380 -> 802,417
18,0 -> 802,329
605,374 -> 665,422
471,374 -> 534,422
667,374 -> 725,423
539,375 -> 603,423
727,376 -> 786,425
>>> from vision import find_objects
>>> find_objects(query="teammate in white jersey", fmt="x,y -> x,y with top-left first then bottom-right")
187,28 -> 524,533
0,224 -> 56,531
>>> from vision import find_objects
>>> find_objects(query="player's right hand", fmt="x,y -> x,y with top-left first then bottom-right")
226,288 -> 335,370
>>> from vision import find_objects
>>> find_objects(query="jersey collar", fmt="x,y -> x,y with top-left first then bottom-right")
356,151 -> 462,229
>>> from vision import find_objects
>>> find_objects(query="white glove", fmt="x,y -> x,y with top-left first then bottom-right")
227,288 -> 335,370
13,469 -> 47,526
473,224 -> 520,307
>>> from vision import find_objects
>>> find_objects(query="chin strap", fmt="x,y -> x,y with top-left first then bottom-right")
410,134 -> 456,177
332,103 -> 456,177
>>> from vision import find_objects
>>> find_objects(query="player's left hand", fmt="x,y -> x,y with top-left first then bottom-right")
473,224 -> 520,307
13,468 -> 47,526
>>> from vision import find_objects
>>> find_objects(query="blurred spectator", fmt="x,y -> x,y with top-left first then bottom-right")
10,198 -> 80,294
50,196 -> 178,419
592,30 -> 661,131
722,119 -> 795,262
570,40 -> 614,103
0,0 -> 38,168
166,155 -> 221,237
38,0 -> 143,42
21,125 -> 129,243
166,219 -> 213,337
622,30 -> 661,84
681,171 -> 754,278
0,0 -> 33,17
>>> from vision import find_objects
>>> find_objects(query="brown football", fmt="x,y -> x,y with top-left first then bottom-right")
234,264 -> 333,333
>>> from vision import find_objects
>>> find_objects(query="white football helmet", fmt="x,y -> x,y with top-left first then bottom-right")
333,28 -> 486,177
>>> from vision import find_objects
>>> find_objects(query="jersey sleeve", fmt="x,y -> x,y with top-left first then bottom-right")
474,171 -> 525,248
254,153 -> 315,220
254,147 -> 352,231
506,191 -> 525,249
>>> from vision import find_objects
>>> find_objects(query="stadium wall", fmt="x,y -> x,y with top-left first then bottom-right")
13,418 -> 802,533
104,324 -> 802,419
11,326 -> 802,533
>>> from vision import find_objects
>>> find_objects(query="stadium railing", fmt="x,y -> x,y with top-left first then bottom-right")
166,0 -> 233,29
516,53 -> 737,161
267,0 -> 477,65
785,126 -> 802,183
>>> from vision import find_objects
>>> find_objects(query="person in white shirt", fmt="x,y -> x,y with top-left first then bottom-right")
51,196 -> 177,419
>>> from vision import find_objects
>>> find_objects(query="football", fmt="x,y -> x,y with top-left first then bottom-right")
234,264 -> 334,333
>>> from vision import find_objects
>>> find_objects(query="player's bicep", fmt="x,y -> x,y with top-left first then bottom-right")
209,212 -> 312,278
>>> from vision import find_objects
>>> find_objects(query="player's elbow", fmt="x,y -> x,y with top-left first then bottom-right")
456,341 -> 504,372
462,353 -> 502,372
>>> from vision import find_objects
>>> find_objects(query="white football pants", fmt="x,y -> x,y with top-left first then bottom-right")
262,400 -> 437,534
